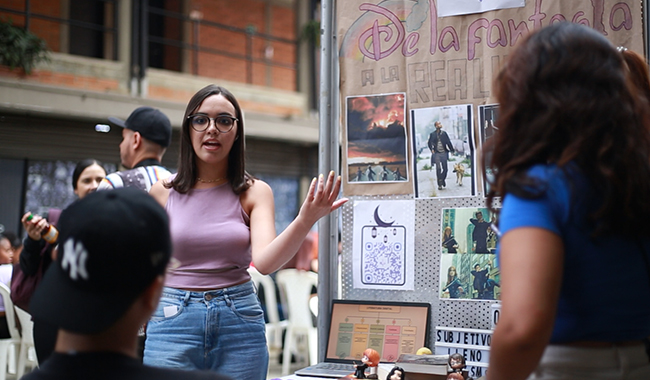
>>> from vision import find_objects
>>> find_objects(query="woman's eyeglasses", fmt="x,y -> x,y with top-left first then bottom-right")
187,114 -> 238,133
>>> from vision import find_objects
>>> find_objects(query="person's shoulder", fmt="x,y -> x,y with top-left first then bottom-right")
146,165 -> 172,178
240,178 -> 273,212
247,178 -> 272,196
526,163 -> 576,190
149,178 -> 172,207
97,172 -> 124,190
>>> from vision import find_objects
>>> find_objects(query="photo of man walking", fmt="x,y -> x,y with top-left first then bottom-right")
427,121 -> 455,190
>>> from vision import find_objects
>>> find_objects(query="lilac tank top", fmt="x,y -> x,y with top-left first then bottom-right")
165,182 -> 252,290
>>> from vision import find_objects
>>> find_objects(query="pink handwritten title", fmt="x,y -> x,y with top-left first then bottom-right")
356,0 -> 633,61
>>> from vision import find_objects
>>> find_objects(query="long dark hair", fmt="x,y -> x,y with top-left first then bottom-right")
167,84 -> 253,194
387,366 -> 405,380
485,22 -> 650,236
72,159 -> 105,190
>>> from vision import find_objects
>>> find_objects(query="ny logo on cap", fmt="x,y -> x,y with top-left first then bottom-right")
61,238 -> 89,281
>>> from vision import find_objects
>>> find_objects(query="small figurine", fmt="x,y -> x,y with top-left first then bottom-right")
446,353 -> 466,380
446,373 -> 464,380
386,366 -> 405,380
449,353 -> 466,373
354,348 -> 380,379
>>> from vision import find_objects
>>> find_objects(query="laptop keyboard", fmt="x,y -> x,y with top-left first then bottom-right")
294,362 -> 355,377
317,363 -> 354,371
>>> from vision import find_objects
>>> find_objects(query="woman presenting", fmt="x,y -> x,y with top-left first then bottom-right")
145,84 -> 347,380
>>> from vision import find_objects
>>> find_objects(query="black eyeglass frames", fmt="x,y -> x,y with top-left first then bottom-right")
187,114 -> 238,133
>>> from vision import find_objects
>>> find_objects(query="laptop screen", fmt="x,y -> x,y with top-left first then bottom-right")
324,300 -> 431,363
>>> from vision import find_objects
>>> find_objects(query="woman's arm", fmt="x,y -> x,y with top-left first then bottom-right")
246,171 -> 348,274
20,212 -> 48,275
149,179 -> 171,208
487,227 -> 564,380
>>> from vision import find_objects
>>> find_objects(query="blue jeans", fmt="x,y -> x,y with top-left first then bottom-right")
143,281 -> 269,380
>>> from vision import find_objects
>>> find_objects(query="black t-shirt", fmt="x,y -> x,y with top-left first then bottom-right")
23,352 -> 230,380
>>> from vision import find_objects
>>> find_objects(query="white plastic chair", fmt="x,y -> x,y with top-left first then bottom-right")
247,267 -> 288,365
275,269 -> 318,375
0,283 -> 21,380
14,307 -> 38,377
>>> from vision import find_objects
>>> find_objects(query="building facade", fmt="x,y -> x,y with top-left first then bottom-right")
0,0 -> 321,235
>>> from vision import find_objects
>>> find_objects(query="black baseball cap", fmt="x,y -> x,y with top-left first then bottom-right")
30,187 -> 172,334
109,106 -> 172,148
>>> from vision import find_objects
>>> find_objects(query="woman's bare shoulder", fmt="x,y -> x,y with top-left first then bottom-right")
149,179 -> 171,207
240,179 -> 273,213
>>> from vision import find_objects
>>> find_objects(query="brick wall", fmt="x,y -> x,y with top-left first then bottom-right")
0,0 -> 300,113
0,0 -> 63,52
189,0 -> 297,91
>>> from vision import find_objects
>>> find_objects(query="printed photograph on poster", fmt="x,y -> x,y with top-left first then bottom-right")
439,207 -> 500,300
352,200 -> 415,290
346,93 -> 409,184
411,105 -> 474,199
478,104 -> 500,195
438,0 -> 525,18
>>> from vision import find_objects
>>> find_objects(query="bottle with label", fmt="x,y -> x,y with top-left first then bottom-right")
25,213 -> 59,244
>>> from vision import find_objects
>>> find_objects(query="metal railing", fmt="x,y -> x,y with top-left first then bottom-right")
0,0 -> 119,60
146,4 -> 298,86
0,1 -> 299,89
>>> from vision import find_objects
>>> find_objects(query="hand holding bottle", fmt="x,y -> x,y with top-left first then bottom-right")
21,212 -> 59,244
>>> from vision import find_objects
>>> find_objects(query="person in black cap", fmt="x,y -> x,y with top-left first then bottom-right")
23,188 -> 230,380
98,106 -> 173,191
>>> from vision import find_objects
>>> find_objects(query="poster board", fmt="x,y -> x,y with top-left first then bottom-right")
334,0 -> 645,351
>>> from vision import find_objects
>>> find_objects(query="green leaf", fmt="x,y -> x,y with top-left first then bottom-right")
0,18 -> 50,74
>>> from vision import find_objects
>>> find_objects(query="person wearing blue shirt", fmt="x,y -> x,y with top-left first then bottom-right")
484,23 -> 650,380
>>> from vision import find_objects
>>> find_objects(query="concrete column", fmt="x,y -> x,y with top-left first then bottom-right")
296,0 -> 315,110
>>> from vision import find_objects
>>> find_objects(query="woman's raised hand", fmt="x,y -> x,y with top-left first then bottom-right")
299,171 -> 348,225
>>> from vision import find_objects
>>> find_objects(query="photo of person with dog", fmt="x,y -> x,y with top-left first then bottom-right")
411,105 -> 475,198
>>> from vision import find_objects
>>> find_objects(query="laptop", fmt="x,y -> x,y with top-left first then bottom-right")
294,299 -> 431,378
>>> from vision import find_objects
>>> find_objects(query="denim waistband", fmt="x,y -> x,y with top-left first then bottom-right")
162,280 -> 255,303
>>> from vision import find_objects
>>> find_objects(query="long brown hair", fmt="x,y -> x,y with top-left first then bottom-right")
167,84 -> 253,194
621,49 -> 650,105
446,266 -> 457,285
485,22 -> 650,236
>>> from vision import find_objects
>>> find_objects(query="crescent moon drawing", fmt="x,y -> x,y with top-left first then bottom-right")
374,206 -> 395,227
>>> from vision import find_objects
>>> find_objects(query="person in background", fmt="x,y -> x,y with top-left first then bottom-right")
442,226 -> 458,253
23,188 -> 231,380
144,84 -> 347,380
98,106 -> 172,191
427,121 -> 455,190
0,234 -> 14,338
18,158 -> 106,364
470,211 -> 491,253
485,23 -> 650,380
2,232 -> 22,265
482,275 -> 500,300
470,261 -> 490,300
366,165 -> 376,181
442,265 -> 463,299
